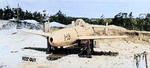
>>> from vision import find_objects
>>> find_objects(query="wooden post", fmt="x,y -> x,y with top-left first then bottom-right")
134,52 -> 147,68
43,21 -> 49,33
106,22 -> 108,35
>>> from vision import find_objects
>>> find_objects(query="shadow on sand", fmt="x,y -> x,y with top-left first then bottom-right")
24,45 -> 118,60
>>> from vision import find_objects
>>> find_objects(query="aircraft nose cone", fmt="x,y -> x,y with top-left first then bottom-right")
49,37 -> 54,46
50,37 -> 53,42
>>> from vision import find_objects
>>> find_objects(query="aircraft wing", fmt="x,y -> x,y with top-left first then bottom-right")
77,36 -> 127,40
23,30 -> 50,36
126,30 -> 150,34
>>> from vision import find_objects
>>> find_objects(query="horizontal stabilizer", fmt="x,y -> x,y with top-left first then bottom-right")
77,36 -> 127,40
23,30 -> 50,36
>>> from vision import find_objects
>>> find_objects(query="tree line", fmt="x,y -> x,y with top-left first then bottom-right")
0,6 -> 44,24
0,6 -> 150,31
111,12 -> 150,31
49,11 -> 150,31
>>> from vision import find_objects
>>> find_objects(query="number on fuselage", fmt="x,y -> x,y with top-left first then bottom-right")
64,33 -> 71,41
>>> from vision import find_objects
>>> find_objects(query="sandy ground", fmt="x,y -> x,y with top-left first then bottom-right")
0,29 -> 149,68
0,28 -> 48,68
0,20 -> 150,68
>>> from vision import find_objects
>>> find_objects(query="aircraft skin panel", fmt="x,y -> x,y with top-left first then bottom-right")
23,30 -> 50,36
77,36 -> 127,40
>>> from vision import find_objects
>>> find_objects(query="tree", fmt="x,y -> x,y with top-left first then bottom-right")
112,12 -> 124,26
136,13 -> 146,31
144,13 -> 150,30
12,7 -> 25,20
0,9 -> 3,19
97,14 -> 105,25
127,12 -> 135,30
3,6 -> 13,20
49,10 -> 69,25
104,18 -> 112,24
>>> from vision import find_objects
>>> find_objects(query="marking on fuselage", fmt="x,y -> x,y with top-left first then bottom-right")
64,33 -> 71,41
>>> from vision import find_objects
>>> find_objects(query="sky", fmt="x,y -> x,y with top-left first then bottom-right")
0,0 -> 150,18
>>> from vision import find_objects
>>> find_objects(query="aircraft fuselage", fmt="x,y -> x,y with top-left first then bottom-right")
48,26 -> 94,47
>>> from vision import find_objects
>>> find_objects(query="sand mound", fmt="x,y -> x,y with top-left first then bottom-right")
93,25 -> 150,45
